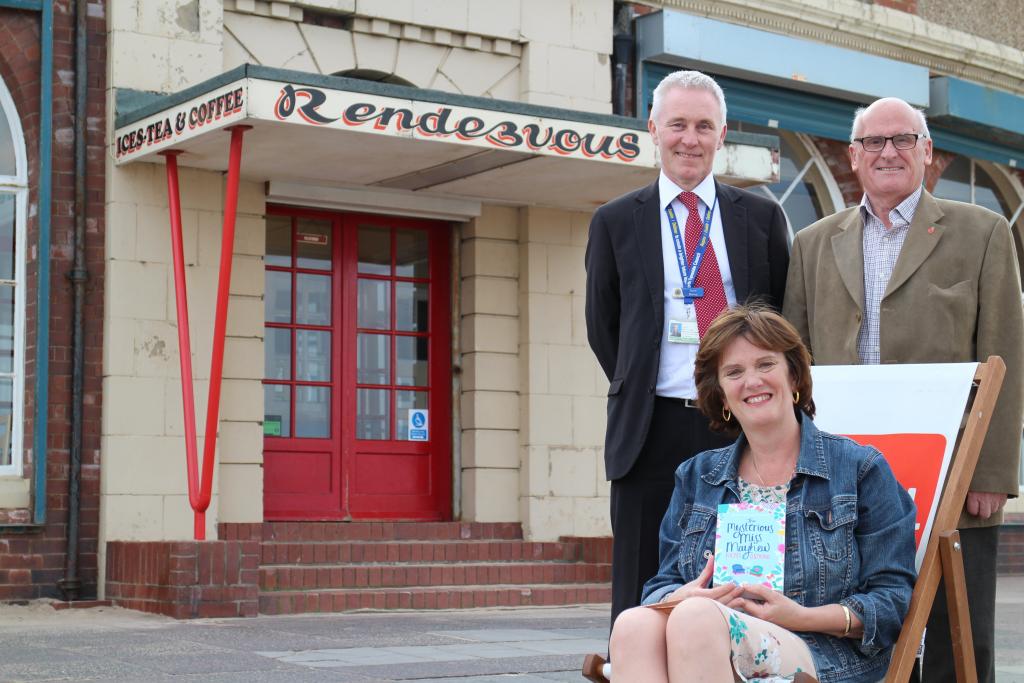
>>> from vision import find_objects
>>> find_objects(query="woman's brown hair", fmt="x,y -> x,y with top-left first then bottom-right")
694,305 -> 816,434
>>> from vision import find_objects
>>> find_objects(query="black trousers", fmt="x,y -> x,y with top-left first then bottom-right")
608,397 -> 731,633
917,525 -> 1000,683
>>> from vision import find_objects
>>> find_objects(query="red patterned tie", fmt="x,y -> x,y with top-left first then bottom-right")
679,191 -> 728,337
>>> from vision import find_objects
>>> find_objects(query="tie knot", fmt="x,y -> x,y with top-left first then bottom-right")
679,191 -> 700,212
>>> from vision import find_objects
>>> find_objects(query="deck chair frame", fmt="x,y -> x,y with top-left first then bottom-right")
583,356 -> 1006,683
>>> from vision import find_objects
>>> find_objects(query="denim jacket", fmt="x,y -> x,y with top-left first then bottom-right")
642,415 -> 917,683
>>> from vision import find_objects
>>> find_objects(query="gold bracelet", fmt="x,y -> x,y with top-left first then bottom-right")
841,605 -> 851,637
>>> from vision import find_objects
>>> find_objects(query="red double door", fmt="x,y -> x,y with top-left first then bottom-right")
262,206 -> 451,520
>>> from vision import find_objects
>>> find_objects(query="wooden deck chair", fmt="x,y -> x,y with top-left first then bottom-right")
583,357 -> 1005,683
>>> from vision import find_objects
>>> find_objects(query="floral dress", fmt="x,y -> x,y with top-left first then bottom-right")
705,478 -> 818,683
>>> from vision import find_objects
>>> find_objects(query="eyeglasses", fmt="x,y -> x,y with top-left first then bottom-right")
853,133 -> 925,152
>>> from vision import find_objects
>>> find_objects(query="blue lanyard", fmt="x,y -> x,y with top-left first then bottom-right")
665,195 -> 718,304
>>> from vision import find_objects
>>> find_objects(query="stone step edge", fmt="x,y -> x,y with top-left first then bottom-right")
229,521 -> 528,542
259,560 -> 612,569
258,584 -> 611,613
261,582 -> 610,593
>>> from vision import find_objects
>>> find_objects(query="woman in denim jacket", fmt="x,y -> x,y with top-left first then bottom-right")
609,306 -> 916,683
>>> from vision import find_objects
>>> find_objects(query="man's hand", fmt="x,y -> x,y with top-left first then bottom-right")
965,491 -> 1007,519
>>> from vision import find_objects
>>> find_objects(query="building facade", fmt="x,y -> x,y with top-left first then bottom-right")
1,0 -> 1022,607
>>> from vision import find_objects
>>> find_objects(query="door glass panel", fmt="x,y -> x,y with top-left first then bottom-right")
357,388 -> 389,440
395,228 -> 429,277
357,333 -> 389,384
296,273 -> 331,325
357,279 -> 390,329
396,390 -> 428,441
264,384 -> 290,437
396,336 -> 427,386
264,327 -> 291,380
358,225 -> 390,275
296,329 -> 330,382
296,218 -> 332,271
0,194 -> 14,280
265,215 -> 291,267
265,271 -> 291,323
295,385 -> 330,438
395,281 -> 428,332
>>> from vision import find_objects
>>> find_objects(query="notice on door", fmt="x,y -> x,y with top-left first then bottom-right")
408,409 -> 429,441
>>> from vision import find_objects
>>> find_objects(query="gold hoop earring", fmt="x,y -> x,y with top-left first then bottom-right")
722,406 -> 731,422
793,391 -> 800,405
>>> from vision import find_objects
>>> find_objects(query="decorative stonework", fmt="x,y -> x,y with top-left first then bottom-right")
657,0 -> 1024,95
224,1 -> 523,57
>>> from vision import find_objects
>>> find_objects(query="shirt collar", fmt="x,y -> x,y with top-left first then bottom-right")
658,171 -> 717,211
859,186 -> 923,227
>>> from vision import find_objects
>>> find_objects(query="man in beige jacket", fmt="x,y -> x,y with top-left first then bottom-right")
784,97 -> 1023,683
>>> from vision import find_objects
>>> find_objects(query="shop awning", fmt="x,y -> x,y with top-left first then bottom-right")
113,65 -> 779,213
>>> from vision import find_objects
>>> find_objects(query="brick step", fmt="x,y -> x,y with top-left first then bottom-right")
260,539 -> 586,565
255,521 -> 524,543
259,561 -> 612,591
258,583 -> 612,615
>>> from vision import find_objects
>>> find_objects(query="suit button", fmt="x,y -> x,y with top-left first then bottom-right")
856,312 -> 862,321
649,385 -> 655,394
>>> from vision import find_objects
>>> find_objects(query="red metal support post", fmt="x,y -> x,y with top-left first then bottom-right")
159,124 -> 251,540
159,149 -> 202,510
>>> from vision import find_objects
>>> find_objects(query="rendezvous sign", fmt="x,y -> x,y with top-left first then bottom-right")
113,74 -> 656,167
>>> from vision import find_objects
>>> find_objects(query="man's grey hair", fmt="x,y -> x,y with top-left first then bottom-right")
850,99 -> 931,142
650,70 -> 727,128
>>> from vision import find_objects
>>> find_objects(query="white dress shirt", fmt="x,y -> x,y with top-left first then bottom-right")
655,172 -> 737,398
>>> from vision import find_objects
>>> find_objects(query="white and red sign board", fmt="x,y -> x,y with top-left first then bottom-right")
810,363 -> 977,570
113,77 -> 655,167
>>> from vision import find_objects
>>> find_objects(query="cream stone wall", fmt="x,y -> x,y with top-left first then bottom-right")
460,206 -> 522,522
106,0 -> 266,570
518,207 -> 609,541
100,163 -> 265,552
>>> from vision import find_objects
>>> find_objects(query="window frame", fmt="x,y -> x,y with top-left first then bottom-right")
0,75 -> 27,477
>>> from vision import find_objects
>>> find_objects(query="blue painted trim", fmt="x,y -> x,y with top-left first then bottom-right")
641,63 -> 858,140
929,77 -> 1024,151
33,0 -> 52,525
636,10 -> 929,108
0,0 -> 43,10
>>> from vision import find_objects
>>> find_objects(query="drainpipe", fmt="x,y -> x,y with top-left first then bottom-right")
450,224 -> 462,520
58,0 -> 88,601
611,3 -> 634,117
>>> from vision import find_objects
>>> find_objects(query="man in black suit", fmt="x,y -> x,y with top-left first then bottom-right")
585,70 -> 790,630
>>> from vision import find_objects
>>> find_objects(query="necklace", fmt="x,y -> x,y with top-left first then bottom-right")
750,455 -> 769,488
750,454 -> 795,488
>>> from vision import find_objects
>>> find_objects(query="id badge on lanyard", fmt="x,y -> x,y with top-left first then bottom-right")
665,196 -> 717,344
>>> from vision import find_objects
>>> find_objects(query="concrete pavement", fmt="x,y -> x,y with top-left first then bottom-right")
0,575 -> 1022,682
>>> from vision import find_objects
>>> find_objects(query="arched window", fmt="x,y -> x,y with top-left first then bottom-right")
730,123 -> 844,241
0,76 -> 27,475
932,155 -> 1024,290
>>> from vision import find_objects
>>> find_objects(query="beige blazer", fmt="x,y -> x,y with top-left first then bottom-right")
784,190 -> 1024,527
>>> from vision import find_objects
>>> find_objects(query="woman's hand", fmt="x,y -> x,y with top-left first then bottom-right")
663,555 -> 743,605
728,582 -> 807,629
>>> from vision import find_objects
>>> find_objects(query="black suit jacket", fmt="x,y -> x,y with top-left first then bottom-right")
585,179 -> 790,480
